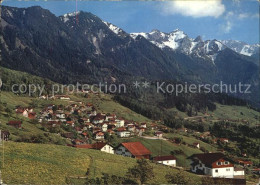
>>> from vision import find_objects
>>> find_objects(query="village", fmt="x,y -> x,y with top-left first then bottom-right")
1,93 -> 259,182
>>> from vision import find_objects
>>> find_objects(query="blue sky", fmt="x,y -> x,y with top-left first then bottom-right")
2,0 -> 259,44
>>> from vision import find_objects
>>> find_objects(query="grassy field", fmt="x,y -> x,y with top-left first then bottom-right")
119,136 -> 208,167
209,103 -> 260,125
0,141 -> 201,185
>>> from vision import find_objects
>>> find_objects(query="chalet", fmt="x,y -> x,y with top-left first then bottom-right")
1,130 -> 10,141
116,127 -> 130,138
193,142 -> 200,149
115,142 -> 151,159
93,113 -> 105,124
190,153 -> 238,178
150,123 -> 158,130
236,159 -> 253,167
95,132 -> 104,140
15,107 -> 33,117
233,168 -> 245,176
140,123 -> 147,128
7,121 -> 22,129
115,118 -> 125,128
99,123 -> 108,132
91,142 -> 114,154
153,155 -> 177,167
127,124 -> 136,132
154,131 -> 163,138
105,113 -> 116,121
16,108 -> 28,117
56,112 -> 66,119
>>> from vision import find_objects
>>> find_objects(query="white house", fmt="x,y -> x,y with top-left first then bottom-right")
91,143 -> 114,154
190,153 -> 239,178
95,132 -> 104,140
100,144 -> 114,154
153,155 -> 177,167
115,142 -> 151,159
116,128 -> 130,138
233,168 -> 245,176
100,123 -> 108,132
115,119 -> 125,128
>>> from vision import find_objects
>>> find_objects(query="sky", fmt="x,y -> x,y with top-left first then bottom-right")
2,0 -> 259,44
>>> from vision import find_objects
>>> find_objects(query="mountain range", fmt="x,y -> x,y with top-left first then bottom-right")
0,6 -> 259,106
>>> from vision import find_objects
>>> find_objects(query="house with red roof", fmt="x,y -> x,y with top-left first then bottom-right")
236,159 -> 253,167
153,155 -> 177,167
190,153 -> 244,178
115,142 -> 151,159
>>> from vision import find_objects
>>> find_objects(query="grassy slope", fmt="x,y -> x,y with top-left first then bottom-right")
120,137 -> 209,167
1,141 -> 201,185
209,103 -> 260,125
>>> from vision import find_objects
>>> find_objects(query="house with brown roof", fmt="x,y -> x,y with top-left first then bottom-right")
153,155 -> 177,167
154,131 -> 163,138
7,121 -> 22,129
116,127 -> 130,138
115,142 -> 151,159
95,131 -> 104,140
190,153 -> 243,178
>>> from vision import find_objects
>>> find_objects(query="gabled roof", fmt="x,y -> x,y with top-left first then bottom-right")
120,142 -> 151,157
91,142 -> 107,150
190,153 -> 233,168
153,155 -> 176,161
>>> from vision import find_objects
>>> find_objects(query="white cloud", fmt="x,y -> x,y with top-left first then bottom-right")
220,21 -> 232,33
238,13 -> 249,19
238,13 -> 259,19
162,0 -> 225,18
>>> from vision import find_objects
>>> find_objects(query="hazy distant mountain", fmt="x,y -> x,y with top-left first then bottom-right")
221,40 -> 259,57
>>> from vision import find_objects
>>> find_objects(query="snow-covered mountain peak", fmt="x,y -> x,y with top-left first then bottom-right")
62,11 -> 81,23
221,40 -> 259,57
102,21 -> 125,36
130,29 -> 228,61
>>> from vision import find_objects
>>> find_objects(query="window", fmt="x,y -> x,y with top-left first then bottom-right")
224,161 -> 229,165
226,168 -> 230,171
215,170 -> 218,173
217,162 -> 221,165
